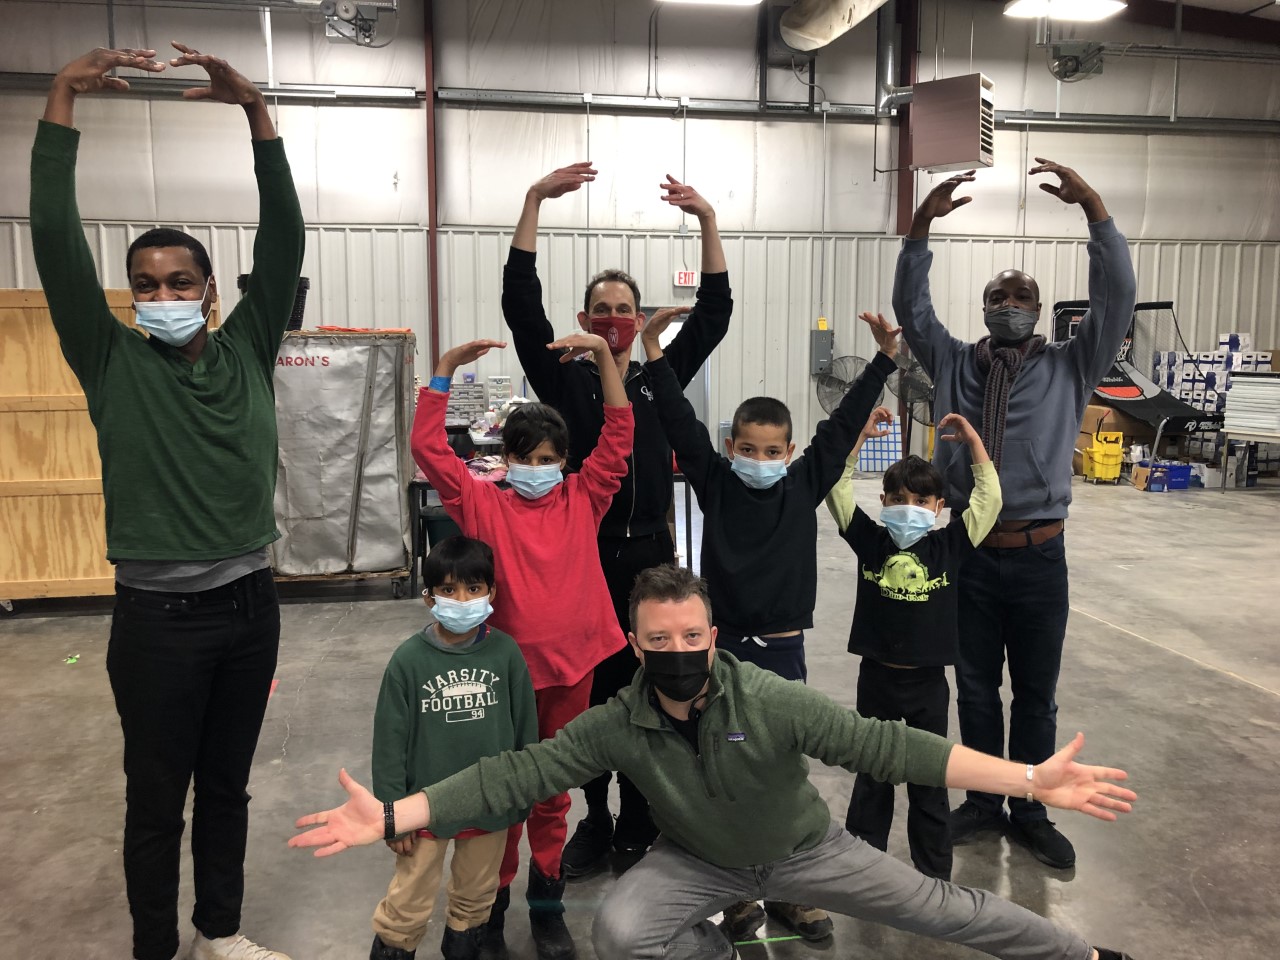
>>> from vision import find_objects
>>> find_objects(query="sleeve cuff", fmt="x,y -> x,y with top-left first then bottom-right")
34,118 -> 80,157
506,246 -> 537,269
1087,217 -> 1120,240
696,271 -> 730,291
970,461 -> 997,478
901,236 -> 930,254
251,136 -> 289,167
645,355 -> 674,375
869,352 -> 898,378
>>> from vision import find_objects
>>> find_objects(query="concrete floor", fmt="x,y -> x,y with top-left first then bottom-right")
2,476 -> 1279,960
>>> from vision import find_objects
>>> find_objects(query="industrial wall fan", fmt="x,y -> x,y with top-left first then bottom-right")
816,355 -> 871,414
885,354 -> 936,455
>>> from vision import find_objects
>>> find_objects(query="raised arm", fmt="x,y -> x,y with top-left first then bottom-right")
32,48 -> 167,393
936,413 -> 1002,545
655,177 -> 733,386
411,339 -> 507,506
642,308 -> 719,498
894,174 -> 976,378
824,406 -> 893,534
503,163 -> 597,405
168,43 -> 305,367
1029,158 -> 1138,389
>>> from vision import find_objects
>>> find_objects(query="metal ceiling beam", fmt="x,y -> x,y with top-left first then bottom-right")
0,72 -> 421,105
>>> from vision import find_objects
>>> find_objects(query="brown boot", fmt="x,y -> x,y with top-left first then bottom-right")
718,900 -> 765,943
764,901 -> 834,942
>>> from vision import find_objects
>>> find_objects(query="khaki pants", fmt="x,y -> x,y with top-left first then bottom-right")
372,829 -> 508,951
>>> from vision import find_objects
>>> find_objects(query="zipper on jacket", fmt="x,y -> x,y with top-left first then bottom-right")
661,717 -> 718,800
622,364 -> 643,537
711,736 -> 737,802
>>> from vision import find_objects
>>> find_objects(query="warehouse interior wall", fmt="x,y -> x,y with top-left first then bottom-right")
2,0 -> 1278,437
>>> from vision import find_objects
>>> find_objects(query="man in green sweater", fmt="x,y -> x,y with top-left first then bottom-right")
291,567 -> 1137,960
31,44 -> 304,960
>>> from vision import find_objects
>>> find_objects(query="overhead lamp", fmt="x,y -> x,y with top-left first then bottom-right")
1003,0 -> 1126,21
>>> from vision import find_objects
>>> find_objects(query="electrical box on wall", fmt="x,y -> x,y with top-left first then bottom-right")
910,73 -> 994,173
811,328 -> 834,376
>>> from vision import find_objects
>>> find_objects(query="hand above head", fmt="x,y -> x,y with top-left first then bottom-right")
861,406 -> 894,441
53,47 -> 166,95
1033,733 -> 1137,822
641,306 -> 693,346
660,175 -> 715,219
908,172 -> 975,238
528,162 -> 598,202
437,339 -> 507,378
1029,157 -> 1108,222
289,768 -> 385,858
938,413 -> 980,445
547,331 -> 609,364
169,42 -> 262,106
859,311 -> 902,360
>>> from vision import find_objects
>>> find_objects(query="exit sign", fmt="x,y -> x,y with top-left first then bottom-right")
673,270 -> 699,288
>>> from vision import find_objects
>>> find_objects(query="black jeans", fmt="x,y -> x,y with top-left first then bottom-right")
717,631 -> 807,682
582,532 -> 676,820
954,532 -> 1069,824
845,658 -> 953,880
106,568 -> 280,960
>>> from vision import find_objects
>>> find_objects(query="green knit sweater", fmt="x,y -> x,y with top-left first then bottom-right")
426,651 -> 954,867
29,120 -> 306,561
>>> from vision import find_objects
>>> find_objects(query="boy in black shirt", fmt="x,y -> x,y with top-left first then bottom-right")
825,408 -> 1001,880
641,309 -> 900,943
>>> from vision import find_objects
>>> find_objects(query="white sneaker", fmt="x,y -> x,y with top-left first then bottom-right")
189,932 -> 292,960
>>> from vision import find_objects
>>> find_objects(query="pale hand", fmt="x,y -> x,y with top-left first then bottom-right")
530,162 -> 597,201
55,47 -> 166,94
1029,157 -> 1099,207
642,306 -> 693,345
548,332 -> 609,364
1034,733 -> 1137,821
660,175 -> 714,219
859,311 -> 901,359
289,768 -> 384,858
168,41 -> 262,105
862,406 -> 894,441
387,833 -> 416,856
914,172 -> 976,222
440,339 -> 508,371
938,413 -> 980,445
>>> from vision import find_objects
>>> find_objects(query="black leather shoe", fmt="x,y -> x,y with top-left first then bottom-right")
441,926 -> 482,960
370,935 -> 415,960
949,800 -> 1009,845
612,811 -> 659,854
1009,818 -> 1076,868
719,900 -> 766,943
561,814 -> 613,879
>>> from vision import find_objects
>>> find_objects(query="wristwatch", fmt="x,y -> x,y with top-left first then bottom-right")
383,801 -> 396,840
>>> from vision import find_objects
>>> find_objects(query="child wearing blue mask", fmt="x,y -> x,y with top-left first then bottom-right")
370,535 -> 537,960
641,309 -> 899,944
824,407 -> 1001,882
410,333 -> 631,959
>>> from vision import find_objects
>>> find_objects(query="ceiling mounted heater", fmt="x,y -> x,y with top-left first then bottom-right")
909,73 -> 994,174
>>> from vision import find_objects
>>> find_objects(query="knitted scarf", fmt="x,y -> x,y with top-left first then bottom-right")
975,334 -> 1046,471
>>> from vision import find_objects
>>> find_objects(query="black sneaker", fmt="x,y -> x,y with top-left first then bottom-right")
370,935 -> 416,960
1008,818 -> 1076,869
612,811 -> 659,854
949,800 -> 1009,845
1093,948 -> 1135,960
560,815 -> 613,879
719,900 -> 766,943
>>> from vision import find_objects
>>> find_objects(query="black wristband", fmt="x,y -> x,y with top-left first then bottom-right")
383,801 -> 396,840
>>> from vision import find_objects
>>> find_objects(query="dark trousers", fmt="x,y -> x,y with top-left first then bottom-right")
955,532 -> 1069,824
845,658 -> 953,880
582,531 -> 676,820
717,631 -> 807,682
106,568 -> 280,960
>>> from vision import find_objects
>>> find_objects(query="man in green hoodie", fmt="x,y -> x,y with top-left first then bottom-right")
31,44 -> 304,960
290,566 -> 1137,960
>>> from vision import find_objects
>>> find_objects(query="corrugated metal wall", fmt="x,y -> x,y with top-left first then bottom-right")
5,217 -> 1278,442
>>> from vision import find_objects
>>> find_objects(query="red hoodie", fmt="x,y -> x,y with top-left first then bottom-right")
412,388 -> 633,689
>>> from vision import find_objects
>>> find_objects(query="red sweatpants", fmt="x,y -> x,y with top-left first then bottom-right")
499,670 -> 593,887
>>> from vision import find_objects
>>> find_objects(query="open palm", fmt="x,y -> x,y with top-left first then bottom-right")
1035,733 -> 1137,821
289,769 -> 384,857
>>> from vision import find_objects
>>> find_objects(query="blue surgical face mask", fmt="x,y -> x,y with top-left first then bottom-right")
430,594 -> 493,634
880,504 -> 938,549
730,454 -> 788,490
506,462 -> 564,500
984,305 -> 1039,345
134,279 -> 211,347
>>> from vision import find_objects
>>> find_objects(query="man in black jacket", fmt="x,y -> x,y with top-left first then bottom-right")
502,162 -> 732,877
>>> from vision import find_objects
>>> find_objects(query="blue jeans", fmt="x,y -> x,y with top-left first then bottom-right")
592,823 -> 1090,960
955,532 -> 1069,823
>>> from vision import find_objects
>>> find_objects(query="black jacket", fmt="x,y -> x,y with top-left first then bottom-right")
647,350 -> 896,635
502,247 -> 732,537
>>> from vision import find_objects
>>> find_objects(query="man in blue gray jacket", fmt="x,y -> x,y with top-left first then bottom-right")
891,157 -> 1137,871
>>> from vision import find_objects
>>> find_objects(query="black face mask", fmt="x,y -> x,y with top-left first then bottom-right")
984,305 -> 1039,344
642,648 -> 711,702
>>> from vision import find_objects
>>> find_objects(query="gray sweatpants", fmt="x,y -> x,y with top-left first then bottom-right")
593,823 -> 1092,960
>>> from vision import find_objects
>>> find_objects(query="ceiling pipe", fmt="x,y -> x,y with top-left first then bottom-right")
893,0 -> 917,236
423,0 -> 441,371
780,0 -> 893,52
0,72 -> 419,104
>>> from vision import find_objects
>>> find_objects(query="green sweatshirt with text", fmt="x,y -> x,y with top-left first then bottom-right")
29,120 -> 305,561
425,651 -> 954,868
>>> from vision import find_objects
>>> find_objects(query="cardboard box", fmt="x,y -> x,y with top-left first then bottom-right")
1131,461 -> 1169,492
1080,403 -> 1157,444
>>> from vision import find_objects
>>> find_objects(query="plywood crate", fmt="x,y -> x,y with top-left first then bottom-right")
0,289 -> 217,601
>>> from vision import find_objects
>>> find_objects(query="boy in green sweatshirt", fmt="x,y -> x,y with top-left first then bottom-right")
370,536 -> 537,960
825,408 -> 1001,881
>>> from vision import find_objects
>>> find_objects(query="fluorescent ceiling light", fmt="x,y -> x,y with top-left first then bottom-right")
1004,0 -> 1126,21
658,0 -> 764,6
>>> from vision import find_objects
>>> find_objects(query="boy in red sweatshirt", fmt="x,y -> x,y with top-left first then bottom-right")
411,333 -> 632,960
